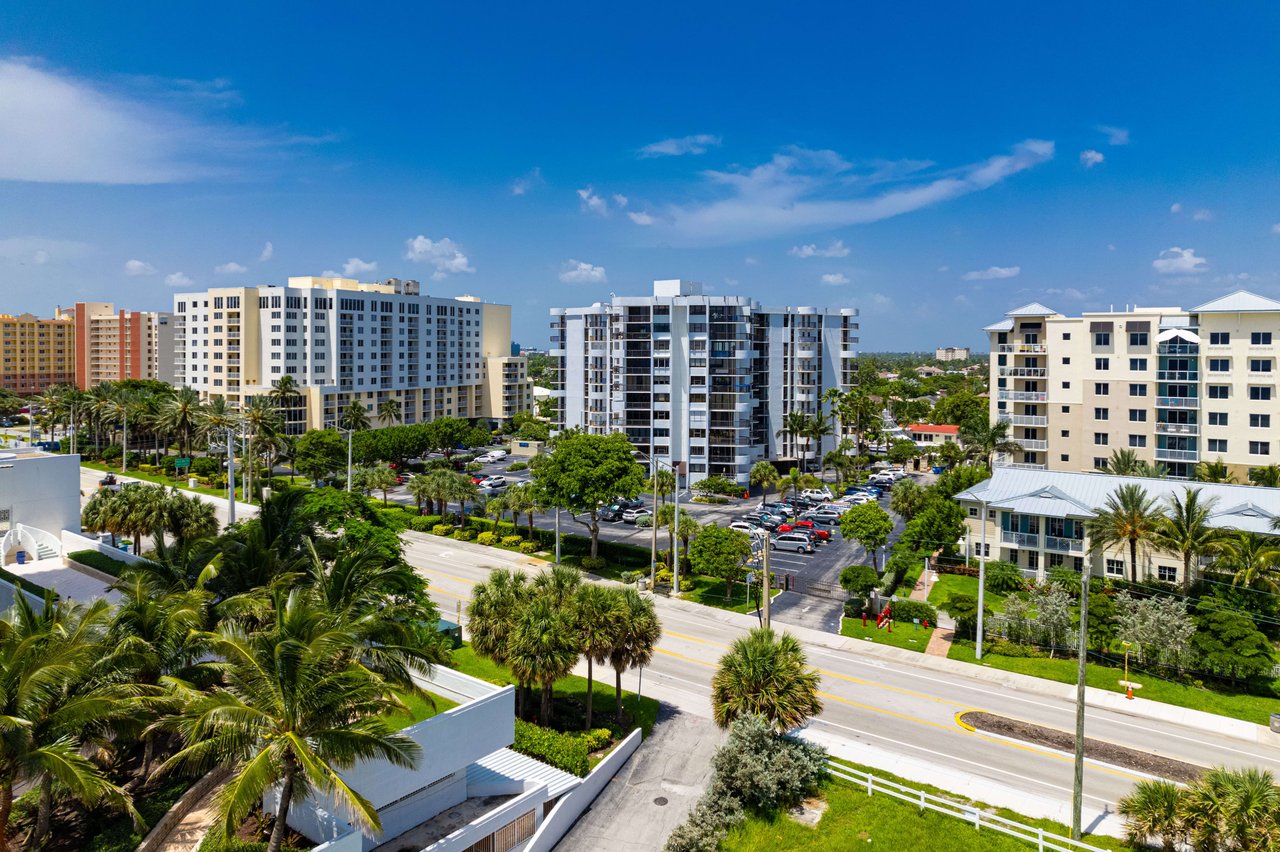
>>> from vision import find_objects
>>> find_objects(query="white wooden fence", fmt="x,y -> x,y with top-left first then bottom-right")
827,762 -> 1107,852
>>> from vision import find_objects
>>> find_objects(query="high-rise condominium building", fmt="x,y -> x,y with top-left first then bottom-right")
73,302 -> 176,389
986,290 -> 1280,481
0,308 -> 75,395
934,346 -> 970,362
550,279 -> 859,485
173,276 -> 531,433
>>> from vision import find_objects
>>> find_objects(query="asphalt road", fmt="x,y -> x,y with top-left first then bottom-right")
402,534 -> 1280,837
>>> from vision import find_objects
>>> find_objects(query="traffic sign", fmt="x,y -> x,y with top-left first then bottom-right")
174,457 -> 191,469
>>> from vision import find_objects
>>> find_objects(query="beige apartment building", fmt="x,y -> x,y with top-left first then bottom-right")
934,346 -> 970,361
986,290 -> 1280,481
73,301 -> 176,389
173,276 -> 530,433
0,309 -> 75,395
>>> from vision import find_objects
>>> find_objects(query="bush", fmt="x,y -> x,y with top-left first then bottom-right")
839,564 -> 879,597
635,514 -> 654,528
692,475 -> 743,496
67,549 -> 133,578
988,639 -> 1047,658
465,462 -> 483,473
376,508 -> 409,531
433,523 -> 453,536
518,541 -> 538,553
579,728 -> 613,752
655,567 -> 674,587
889,598 -> 937,625
843,598 -> 866,618
190,456 -> 220,476
501,535 -> 523,547
514,720 -> 589,776
664,781 -> 743,852
713,715 -> 828,811
87,777 -> 192,852
1048,565 -> 1085,596
985,559 -> 1025,594
476,531 -> 498,546
581,555 -> 607,573
451,529 -> 475,541
407,515 -> 436,532
506,461 -> 529,472
691,495 -> 730,504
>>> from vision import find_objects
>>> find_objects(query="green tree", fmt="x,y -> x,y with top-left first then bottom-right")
749,461 -> 780,507
1105,448 -> 1142,476
649,466 -> 677,506
576,584 -> 624,729
377,398 -> 403,427
931,390 -> 985,427
839,502 -> 895,573
900,500 -> 965,555
607,588 -> 660,721
530,430 -> 645,558
406,472 -> 435,514
839,564 -> 878,597
1085,483 -> 1162,584
775,410 -> 810,471
1250,465 -> 1280,488
1151,487 -> 1221,593
502,483 -> 538,539
942,593 -> 990,641
1193,458 -> 1236,483
339,399 -> 371,431
294,429 -> 346,483
958,416 -> 1021,468
888,478 -> 927,520
1086,591 -> 1118,653
365,465 -> 399,506
1118,779 -> 1185,851
1219,530 -> 1280,592
689,525 -> 753,601
887,439 -> 919,467
710,628 -> 822,732
467,569 -> 534,717
1190,601 -> 1275,683
508,596 -> 580,725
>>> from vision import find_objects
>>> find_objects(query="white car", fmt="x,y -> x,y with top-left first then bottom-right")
801,487 -> 834,501
622,507 -> 652,524
728,521 -> 761,535
479,475 -> 508,489
476,451 -> 508,464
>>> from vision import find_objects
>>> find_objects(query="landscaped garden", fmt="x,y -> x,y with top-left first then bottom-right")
839,615 -> 933,651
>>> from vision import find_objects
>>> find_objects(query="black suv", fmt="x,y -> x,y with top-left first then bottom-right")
614,497 -> 644,511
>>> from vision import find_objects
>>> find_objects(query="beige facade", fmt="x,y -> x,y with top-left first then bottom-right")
934,346 -> 970,361
0,309 -> 75,395
173,277 -> 530,433
73,301 -> 175,389
986,290 -> 1280,481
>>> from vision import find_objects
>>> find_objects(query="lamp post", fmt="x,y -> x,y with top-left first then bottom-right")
751,528 -> 772,628
1122,641 -> 1133,700
336,426 -> 354,492
977,497 -> 988,660
226,426 -> 236,526
1071,562 -> 1090,840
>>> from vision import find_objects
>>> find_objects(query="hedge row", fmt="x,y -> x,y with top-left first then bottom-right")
888,599 -> 937,625
0,564 -> 56,600
68,549 -> 134,578
513,720 -> 590,776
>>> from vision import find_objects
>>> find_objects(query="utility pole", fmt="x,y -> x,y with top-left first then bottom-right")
977,497 -> 988,659
673,462 -> 682,594
649,462 -> 659,589
1072,565 -> 1090,840
226,426 -> 236,526
762,530 -> 771,629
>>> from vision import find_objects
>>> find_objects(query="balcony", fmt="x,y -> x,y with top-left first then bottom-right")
998,367 -> 1047,378
1156,396 -> 1199,409
1155,447 -> 1199,462
997,413 -> 1050,427
997,390 -> 1048,402
1156,370 -> 1199,382
1045,535 -> 1085,554
1155,422 -> 1199,436
1002,530 -> 1041,547
1012,438 -> 1048,451
994,459 -> 1049,471
1157,343 -> 1199,355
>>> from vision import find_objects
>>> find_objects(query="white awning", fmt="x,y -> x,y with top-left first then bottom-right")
1157,328 -> 1201,343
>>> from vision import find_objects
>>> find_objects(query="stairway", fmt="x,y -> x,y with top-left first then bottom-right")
35,544 -> 57,561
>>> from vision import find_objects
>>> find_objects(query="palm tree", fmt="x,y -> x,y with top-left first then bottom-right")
710,627 -> 822,732
649,467 -> 676,506
502,483 -> 537,539
1085,483 -> 1163,584
607,588 -> 660,721
576,584 -> 624,730
377,398 -> 403,426
1135,460 -> 1170,479
508,596 -> 579,724
164,490 -> 220,551
958,417 -> 1021,468
1151,487 -> 1221,593
467,569 -> 532,716
269,375 -> 301,435
803,411 -> 832,473
889,479 -> 927,520
1118,778 -> 1184,851
339,399 -> 371,432
407,473 -> 435,514
159,387 -> 204,460
750,460 -> 780,507
1194,458 -> 1236,483
241,396 -> 283,502
1251,464 -> 1280,488
161,591 -> 421,852
1105,448 -> 1142,477
365,465 -> 399,506
776,410 -> 810,471
1218,530 -> 1280,592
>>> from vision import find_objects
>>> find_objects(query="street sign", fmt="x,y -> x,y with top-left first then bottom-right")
174,457 -> 191,469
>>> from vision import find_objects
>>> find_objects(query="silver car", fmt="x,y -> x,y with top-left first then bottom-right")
771,532 -> 815,554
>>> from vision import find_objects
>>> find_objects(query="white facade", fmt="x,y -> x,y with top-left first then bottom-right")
0,449 -> 81,541
550,280 -> 859,484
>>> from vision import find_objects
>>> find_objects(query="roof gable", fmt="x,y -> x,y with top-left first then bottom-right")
984,318 -> 1014,332
1006,302 -> 1058,317
1192,290 -> 1280,313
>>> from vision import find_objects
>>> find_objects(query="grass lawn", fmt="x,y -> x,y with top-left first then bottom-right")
927,573 -> 1010,612
450,644 -> 659,737
384,689 -> 459,729
840,616 -> 933,652
948,640 -> 1280,727
723,758 -> 1134,852
81,460 -> 229,499
679,574 -> 781,615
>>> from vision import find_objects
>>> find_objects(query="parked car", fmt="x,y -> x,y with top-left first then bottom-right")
476,450 -> 509,463
800,512 -> 838,527
801,487 -> 833,501
728,521 -> 761,535
777,521 -> 830,541
478,475 -> 508,489
771,532 -> 815,554
613,497 -> 645,511
749,514 -> 784,531
622,507 -> 652,523
866,474 -> 896,488
598,504 -> 624,522
842,492 -> 873,505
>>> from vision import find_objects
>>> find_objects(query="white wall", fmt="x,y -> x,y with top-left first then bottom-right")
420,784 -> 547,852
0,452 -> 81,534
526,730 -> 644,852
61,530 -> 154,565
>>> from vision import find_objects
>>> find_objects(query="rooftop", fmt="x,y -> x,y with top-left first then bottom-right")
1192,290 -> 1280,313
907,423 -> 960,434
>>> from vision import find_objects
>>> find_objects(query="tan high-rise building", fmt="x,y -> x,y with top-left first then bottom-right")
986,290 -> 1280,481
172,276 -> 531,433
73,302 -> 176,389
0,308 -> 75,395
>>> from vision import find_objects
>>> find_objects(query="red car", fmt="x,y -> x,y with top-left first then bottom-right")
471,475 -> 486,484
777,522 -> 830,541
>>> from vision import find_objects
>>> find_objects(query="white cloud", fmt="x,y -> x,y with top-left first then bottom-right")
612,193 -> 629,208
864,292 -> 893,309
656,140 -> 1054,245
0,236 -> 89,266
1045,286 -> 1101,300
962,265 -> 1021,280
0,58 -> 321,184
341,257 -> 377,276
320,270 -> 339,278
628,211 -> 655,226
1193,208 -> 1213,221
936,265 -> 950,272
1153,247 -> 1208,275
744,256 -> 759,266
165,272 -> 193,287
559,259 -> 607,284
577,186 -> 608,216
258,241 -> 273,261
1107,244 -> 1117,251
510,167 -> 543,196
124,259 -> 157,276
1079,149 -> 1104,168
403,235 -> 474,279
820,272 -> 850,286
214,261 -> 247,274
1272,223 -> 1280,235
639,134 -> 722,158
31,250 -> 48,265
1097,125 -> 1130,146
790,239 -> 850,258
1170,202 -> 1183,214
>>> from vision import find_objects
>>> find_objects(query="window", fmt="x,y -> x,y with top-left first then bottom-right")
1060,429 -> 1069,437
1129,409 -> 1147,422
1252,414 -> 1272,428
1129,383 -> 1148,396
1250,386 -> 1272,401
1049,553 -> 1065,568
1062,357 -> 1071,365
1095,357 -> 1110,370
968,507 -> 978,517
1061,405 -> 1070,413
1105,559 -> 1125,577
1094,407 -> 1109,420
1129,435 -> 1147,448
1158,566 -> 1177,583
1210,331 -> 1230,345
1209,385 -> 1230,399
1060,454 -> 1070,462
1073,557 -> 1084,571
1062,381 -> 1071,389
1027,551 -> 1039,570
1095,382 -> 1109,395
1129,358 -> 1148,371
1209,358 -> 1230,372
1094,332 -> 1111,346
1209,412 -> 1229,426
1251,441 -> 1271,456
1208,438 -> 1228,453
1252,358 -> 1274,372
1093,457 -> 1108,470
1129,332 -> 1149,347
1094,432 -> 1109,445
1252,332 -> 1273,345
1063,332 -> 1071,340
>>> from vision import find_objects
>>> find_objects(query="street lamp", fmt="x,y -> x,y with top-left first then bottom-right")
1122,640 -> 1134,700
634,450 -> 679,593
336,426 -> 354,492
749,527 -> 772,628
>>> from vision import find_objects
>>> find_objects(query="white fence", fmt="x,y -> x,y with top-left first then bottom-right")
827,762 -> 1106,852
525,729 -> 644,852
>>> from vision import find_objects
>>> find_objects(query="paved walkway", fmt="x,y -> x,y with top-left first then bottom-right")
153,793 -> 221,852
8,556 -> 120,604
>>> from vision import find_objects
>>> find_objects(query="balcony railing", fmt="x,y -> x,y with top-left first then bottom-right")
997,413 -> 1050,426
1156,370 -> 1199,382
1157,343 -> 1199,355
994,460 -> 1049,471
1002,531 -> 1040,547
1156,396 -> 1199,408
998,367 -> 1048,378
996,343 -> 1048,354
997,390 -> 1048,402
1155,447 -> 1199,462
1045,535 -> 1085,554
1155,422 -> 1199,436
1012,438 -> 1048,450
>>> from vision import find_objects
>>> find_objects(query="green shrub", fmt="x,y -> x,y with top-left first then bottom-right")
890,599 -> 937,625
655,567 -> 673,587
67,549 -> 134,578
451,529 -> 475,541
465,462 -> 483,473
843,598 -> 866,618
839,564 -> 879,597
1047,565 -> 1085,596
691,495 -> 729,504
579,728 -> 613,752
691,475 -> 742,496
87,778 -> 193,852
501,535 -> 523,547
514,720 -> 589,776
476,531 -> 498,546
581,555 -> 607,573
983,559 -> 1025,593
376,508 -> 409,531
635,514 -> 654,528
506,461 -> 529,472
407,515 -> 436,532
518,541 -> 538,553
988,639 -> 1047,658
433,523 -> 453,536
190,456 -> 220,476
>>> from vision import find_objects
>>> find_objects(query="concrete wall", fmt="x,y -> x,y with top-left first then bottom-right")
526,730 -> 644,852
0,578 -> 49,613
61,529 -> 154,566
420,784 -> 546,852
0,451 -> 81,535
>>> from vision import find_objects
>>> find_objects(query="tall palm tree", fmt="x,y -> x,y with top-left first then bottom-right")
776,410 -> 810,471
607,588 -> 660,721
339,399 -> 371,432
502,483 -> 537,539
242,396 -> 284,501
160,386 -> 205,460
163,490 -> 220,551
1118,778 -> 1185,851
1219,530 -> 1280,592
377,398 -> 403,427
1152,487 -> 1221,593
1085,483 -> 1162,584
508,596 -> 579,724
269,375 -> 301,435
710,627 -> 822,732
1135,460 -> 1170,479
1194,458 -> 1236,483
467,569 -> 532,717
649,467 -> 676,506
1105,448 -> 1142,477
750,460 -> 780,507
1251,464 -> 1280,488
161,591 -> 421,852
407,473 -> 435,514
575,584 -> 624,730
958,417 -> 1022,468
365,465 -> 399,506
803,411 -> 832,473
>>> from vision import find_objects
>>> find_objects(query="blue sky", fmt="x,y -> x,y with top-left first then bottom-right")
2,2 -> 1279,350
